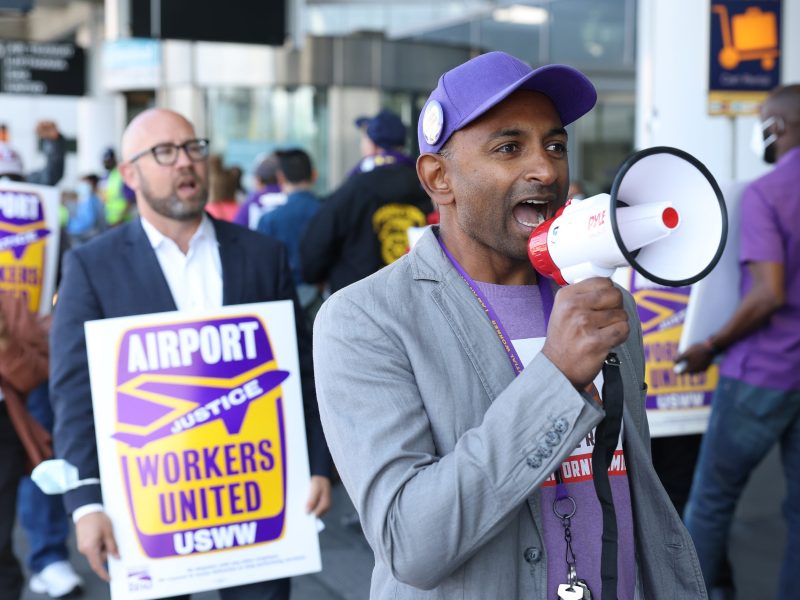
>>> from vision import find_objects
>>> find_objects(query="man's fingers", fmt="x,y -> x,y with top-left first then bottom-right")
87,547 -> 111,582
76,512 -> 117,582
104,528 -> 120,560
306,476 -> 333,517
596,318 -> 631,348
313,488 -> 332,516
573,285 -> 624,311
305,489 -> 320,514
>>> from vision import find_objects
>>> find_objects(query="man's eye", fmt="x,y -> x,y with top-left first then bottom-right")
546,142 -> 567,154
153,145 -> 176,157
497,142 -> 519,153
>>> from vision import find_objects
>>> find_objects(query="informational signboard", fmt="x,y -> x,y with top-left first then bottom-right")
616,269 -> 717,436
708,0 -> 781,116
85,301 -> 321,599
131,0 -> 286,46
0,41 -> 85,96
0,180 -> 60,315
102,38 -> 161,92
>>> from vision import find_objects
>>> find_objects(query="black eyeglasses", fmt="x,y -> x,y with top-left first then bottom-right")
128,139 -> 210,166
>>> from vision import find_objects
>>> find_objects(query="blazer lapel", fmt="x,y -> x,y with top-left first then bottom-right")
214,219 -> 245,306
413,230 -> 517,403
124,220 -> 177,313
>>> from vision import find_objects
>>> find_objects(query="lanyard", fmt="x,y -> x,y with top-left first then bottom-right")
436,232 -> 561,486
437,232 -> 622,599
436,233 -> 554,376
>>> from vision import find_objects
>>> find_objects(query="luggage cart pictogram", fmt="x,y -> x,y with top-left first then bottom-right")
712,4 -> 778,70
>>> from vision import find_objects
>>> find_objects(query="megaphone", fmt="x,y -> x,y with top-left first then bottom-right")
528,146 -> 727,287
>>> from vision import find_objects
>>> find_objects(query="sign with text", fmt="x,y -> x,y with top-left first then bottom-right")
708,0 -> 781,116
617,269 -> 715,436
0,41 -> 85,96
102,39 -> 161,92
0,181 -> 60,314
85,302 -> 320,599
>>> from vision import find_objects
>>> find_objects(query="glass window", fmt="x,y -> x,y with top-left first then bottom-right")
205,85 -> 330,192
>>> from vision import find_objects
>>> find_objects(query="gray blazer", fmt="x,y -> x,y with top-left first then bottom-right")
314,227 -> 706,599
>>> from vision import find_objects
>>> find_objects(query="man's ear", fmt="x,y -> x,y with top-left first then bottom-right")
416,154 -> 454,206
118,161 -> 138,191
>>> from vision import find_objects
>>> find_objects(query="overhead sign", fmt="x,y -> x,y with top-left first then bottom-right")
85,301 -> 321,599
131,0 -> 286,46
708,1 -> 781,116
0,41 -> 85,96
102,39 -> 161,92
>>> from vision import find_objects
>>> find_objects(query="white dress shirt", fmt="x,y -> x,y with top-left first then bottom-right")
140,213 -> 223,311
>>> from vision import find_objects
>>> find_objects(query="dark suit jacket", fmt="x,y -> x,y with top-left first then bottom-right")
50,217 -> 331,514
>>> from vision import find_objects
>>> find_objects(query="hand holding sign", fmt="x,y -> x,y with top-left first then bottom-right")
76,511 -> 119,582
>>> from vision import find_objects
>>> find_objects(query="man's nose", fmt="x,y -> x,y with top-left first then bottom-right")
524,150 -> 557,185
174,145 -> 195,168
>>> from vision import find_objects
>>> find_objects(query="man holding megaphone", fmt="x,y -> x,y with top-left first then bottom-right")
313,51 -> 706,600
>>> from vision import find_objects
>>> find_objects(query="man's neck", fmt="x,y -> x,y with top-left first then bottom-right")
141,210 -> 202,255
439,228 -> 537,286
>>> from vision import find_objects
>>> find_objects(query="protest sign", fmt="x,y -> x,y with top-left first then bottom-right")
616,269 -> 717,436
85,301 -> 320,599
0,180 -> 60,314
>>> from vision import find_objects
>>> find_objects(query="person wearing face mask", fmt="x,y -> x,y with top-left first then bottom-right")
65,175 -> 106,246
676,84 -> 800,598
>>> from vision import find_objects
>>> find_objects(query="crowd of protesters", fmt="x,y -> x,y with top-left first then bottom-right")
0,63 -> 797,600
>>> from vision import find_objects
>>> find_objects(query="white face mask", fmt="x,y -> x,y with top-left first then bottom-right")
76,181 -> 93,199
750,116 -> 779,162
30,459 -> 100,495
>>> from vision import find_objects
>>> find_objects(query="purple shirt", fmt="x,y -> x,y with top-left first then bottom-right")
232,183 -> 282,228
721,147 -> 800,391
475,281 -> 635,600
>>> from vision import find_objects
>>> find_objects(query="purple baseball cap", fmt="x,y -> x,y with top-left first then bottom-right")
417,51 -> 597,154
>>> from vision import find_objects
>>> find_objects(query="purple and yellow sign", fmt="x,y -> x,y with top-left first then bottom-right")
88,302 -> 320,599
113,315 -> 290,559
0,187 -> 51,312
626,272 -> 717,436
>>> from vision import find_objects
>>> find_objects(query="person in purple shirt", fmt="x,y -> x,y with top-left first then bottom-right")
233,153 -> 284,229
677,83 -> 800,598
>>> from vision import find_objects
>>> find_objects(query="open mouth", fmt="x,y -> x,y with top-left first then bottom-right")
512,199 -> 550,229
177,177 -> 199,195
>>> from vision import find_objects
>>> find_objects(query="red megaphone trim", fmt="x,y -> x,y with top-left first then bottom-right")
528,205 -> 568,287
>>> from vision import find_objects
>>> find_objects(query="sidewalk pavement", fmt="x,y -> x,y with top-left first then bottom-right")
17,447 -> 784,599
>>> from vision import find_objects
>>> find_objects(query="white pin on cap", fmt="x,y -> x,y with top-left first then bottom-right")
422,100 -> 444,146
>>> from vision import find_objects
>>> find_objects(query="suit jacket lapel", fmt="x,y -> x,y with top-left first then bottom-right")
214,219 -> 244,306
414,230 -> 517,403
124,219 -> 177,313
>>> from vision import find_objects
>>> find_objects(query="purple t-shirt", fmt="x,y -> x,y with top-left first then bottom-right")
721,147 -> 800,391
232,183 -> 282,228
475,281 -> 635,600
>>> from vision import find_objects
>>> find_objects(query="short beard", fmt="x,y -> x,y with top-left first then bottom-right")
139,173 -> 208,222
